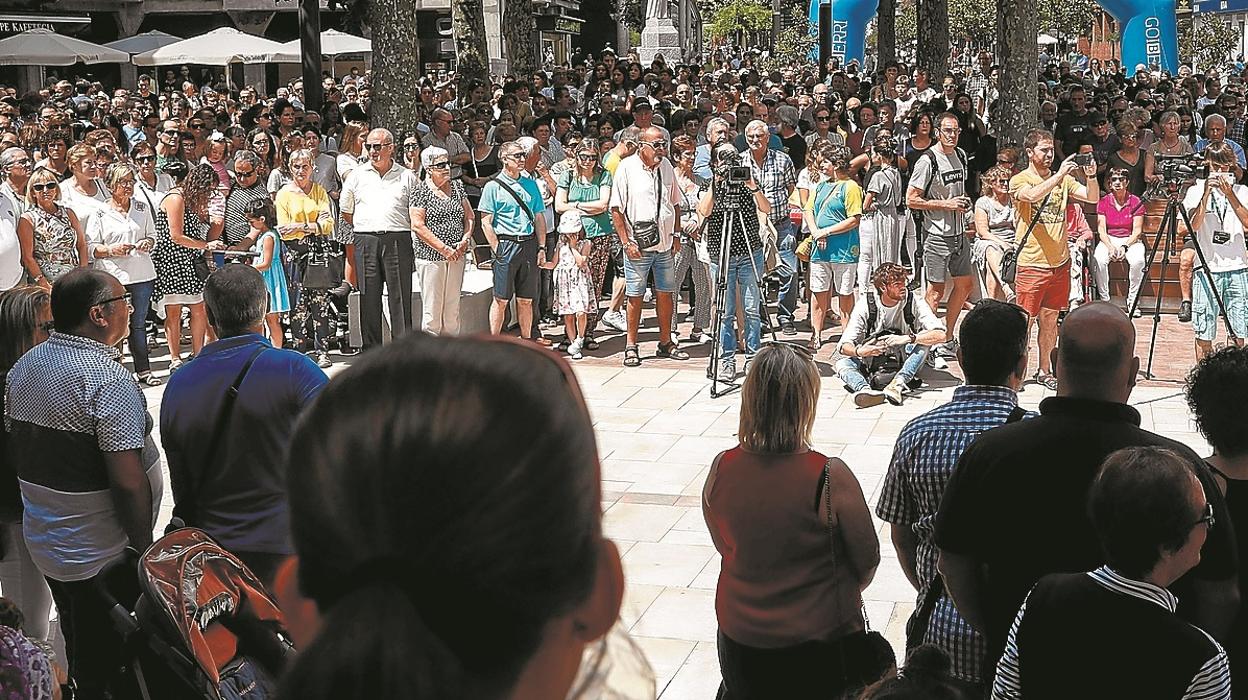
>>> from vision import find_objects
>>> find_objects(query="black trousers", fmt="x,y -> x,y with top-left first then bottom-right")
355,231 -> 414,348
47,575 -> 128,700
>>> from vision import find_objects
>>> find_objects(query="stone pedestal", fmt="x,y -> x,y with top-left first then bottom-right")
638,18 -> 681,65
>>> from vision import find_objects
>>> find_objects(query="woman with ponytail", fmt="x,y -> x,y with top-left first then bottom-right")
273,334 -> 637,700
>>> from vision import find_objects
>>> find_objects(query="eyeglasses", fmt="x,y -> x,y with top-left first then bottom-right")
1192,502 -> 1216,530
1108,176 -> 1128,182
402,143 -> 420,151
365,142 -> 392,151
259,113 -> 272,119
815,116 -> 832,122
30,182 -> 57,192
162,129 -> 180,136
641,140 -> 667,150
189,123 -> 206,130
93,292 -> 131,309
576,153 -> 598,162
427,161 -> 450,170
503,153 -> 526,162
939,127 -> 961,135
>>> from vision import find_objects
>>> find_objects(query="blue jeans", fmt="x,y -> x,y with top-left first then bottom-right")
775,219 -> 799,323
623,248 -> 678,296
711,249 -> 764,360
126,280 -> 155,374
834,344 -> 929,391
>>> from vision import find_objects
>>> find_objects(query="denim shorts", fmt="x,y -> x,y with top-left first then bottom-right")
623,248 -> 678,297
492,237 -> 539,300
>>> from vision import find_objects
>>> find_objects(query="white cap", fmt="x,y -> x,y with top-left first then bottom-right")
558,213 -> 584,234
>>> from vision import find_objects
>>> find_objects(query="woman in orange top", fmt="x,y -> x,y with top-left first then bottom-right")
703,343 -> 883,699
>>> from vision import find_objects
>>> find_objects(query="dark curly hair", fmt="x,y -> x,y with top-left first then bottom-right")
181,162 -> 218,215
1186,346 -> 1248,457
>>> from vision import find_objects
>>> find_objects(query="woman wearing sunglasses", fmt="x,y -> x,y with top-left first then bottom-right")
412,146 -> 473,336
131,142 -> 174,202
17,169 -> 87,291
247,127 -> 278,180
555,137 -> 615,351
972,164 -> 1019,302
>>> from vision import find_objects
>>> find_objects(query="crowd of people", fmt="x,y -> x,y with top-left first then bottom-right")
0,40 -> 1246,698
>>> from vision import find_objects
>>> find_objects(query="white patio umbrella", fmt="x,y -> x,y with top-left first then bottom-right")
133,27 -> 299,66
1037,33 -> 1060,46
281,29 -> 371,77
105,30 -> 182,56
0,28 -> 130,66
281,29 -> 371,57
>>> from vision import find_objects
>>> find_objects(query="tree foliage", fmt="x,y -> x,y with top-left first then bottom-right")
761,4 -> 818,69
1182,16 -> 1241,72
707,0 -> 773,41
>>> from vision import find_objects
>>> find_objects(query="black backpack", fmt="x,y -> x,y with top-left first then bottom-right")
862,290 -> 919,390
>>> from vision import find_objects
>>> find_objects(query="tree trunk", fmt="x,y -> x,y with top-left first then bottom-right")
452,0 -> 490,94
504,0 -> 539,76
915,0 -> 948,78
877,0 -> 896,69
993,0 -> 1037,148
369,0 -> 423,137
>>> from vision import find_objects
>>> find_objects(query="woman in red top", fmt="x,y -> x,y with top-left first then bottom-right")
703,343 -> 881,699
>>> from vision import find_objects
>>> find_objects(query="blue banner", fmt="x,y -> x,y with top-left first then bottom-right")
1098,0 -> 1179,75
809,0 -> 879,67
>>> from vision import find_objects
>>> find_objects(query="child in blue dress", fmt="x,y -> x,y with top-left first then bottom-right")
245,198 -> 290,347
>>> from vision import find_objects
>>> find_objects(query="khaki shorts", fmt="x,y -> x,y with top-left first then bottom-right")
810,261 -> 857,295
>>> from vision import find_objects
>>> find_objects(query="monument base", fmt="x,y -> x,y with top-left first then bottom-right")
638,19 -> 681,65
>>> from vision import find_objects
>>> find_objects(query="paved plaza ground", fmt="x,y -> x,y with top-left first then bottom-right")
132,308 -> 1214,698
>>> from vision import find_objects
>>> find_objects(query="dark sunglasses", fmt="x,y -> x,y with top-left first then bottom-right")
427,161 -> 450,170
365,143 -> 391,151
189,123 -> 207,130
402,143 -> 420,151
162,129 -> 180,135
258,113 -> 272,119
30,182 -> 57,192
236,168 -> 257,178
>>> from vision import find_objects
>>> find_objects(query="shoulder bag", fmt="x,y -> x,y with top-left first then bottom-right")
172,346 -> 268,526
999,190 -> 1053,285
629,168 -> 663,250
820,459 -> 897,688
491,176 -> 536,228
297,221 -> 345,290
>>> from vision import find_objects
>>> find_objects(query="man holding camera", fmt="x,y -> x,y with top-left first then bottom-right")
837,263 -> 946,407
1182,142 -> 1248,360
1179,115 -> 1247,322
743,119 -> 798,334
907,112 -> 974,368
696,143 -> 774,381
610,126 -> 688,367
1009,128 -> 1099,390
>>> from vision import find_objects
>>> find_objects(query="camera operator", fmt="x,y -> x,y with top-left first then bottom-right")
743,119 -> 798,335
696,142 -> 771,382
1183,141 -> 1248,360
1179,115 -> 1248,322
693,117 -> 732,187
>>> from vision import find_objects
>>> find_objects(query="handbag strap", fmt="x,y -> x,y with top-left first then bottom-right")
173,345 -> 268,525
1014,189 -> 1054,256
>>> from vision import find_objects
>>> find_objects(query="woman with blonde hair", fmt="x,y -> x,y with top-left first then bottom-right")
60,143 -> 110,220
704,342 -> 882,699
17,168 -> 87,289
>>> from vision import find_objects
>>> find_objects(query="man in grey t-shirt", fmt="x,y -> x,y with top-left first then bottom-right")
906,112 -> 974,365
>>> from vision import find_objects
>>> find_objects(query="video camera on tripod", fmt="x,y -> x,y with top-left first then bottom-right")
712,144 -> 752,189
1156,153 -> 1210,188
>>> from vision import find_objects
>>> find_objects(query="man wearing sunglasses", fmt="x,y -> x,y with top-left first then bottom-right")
5,269 -> 161,697
480,140 -> 547,340
0,147 -> 30,217
341,128 -> 420,349
155,119 -> 183,170
222,150 -> 271,250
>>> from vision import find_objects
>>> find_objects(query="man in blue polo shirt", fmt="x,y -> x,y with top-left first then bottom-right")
480,139 -> 548,339
161,265 -> 327,587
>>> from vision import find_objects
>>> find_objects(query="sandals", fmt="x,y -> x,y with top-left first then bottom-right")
137,372 -> 163,387
623,345 -> 641,367
657,341 -> 690,361
1034,372 -> 1058,391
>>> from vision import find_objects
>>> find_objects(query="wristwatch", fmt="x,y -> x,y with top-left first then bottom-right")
908,333 -> 917,344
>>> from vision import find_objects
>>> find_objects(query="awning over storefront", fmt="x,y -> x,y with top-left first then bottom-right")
0,13 -> 90,38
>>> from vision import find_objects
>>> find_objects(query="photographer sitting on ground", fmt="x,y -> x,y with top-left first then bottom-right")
836,263 -> 946,408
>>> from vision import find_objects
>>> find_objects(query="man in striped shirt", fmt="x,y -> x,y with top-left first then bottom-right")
877,299 -> 1031,694
992,447 -> 1231,699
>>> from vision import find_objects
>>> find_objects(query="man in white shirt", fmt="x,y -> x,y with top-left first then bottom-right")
610,126 -> 688,366
0,189 -> 20,291
1183,141 -> 1248,360
340,128 -> 419,349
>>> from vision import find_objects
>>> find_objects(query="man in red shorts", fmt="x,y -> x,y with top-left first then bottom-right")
1009,128 -> 1099,389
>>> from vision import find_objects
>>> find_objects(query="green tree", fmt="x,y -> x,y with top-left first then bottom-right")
708,0 -> 772,42
1182,16 -> 1241,71
946,0 -> 994,42
763,4 -> 818,68
1036,0 -> 1097,38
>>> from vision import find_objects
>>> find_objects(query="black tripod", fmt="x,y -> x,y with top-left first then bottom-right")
707,185 -> 779,398
1127,183 -> 1238,379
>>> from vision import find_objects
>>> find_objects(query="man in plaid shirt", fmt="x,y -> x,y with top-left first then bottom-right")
876,300 -> 1031,694
743,119 -> 798,333
966,51 -> 993,116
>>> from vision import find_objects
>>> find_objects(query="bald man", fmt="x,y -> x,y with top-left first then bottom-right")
933,302 -> 1238,668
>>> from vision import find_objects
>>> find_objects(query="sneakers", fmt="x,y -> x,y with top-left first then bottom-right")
927,352 -> 949,370
689,331 -> 712,343
853,389 -> 887,408
317,352 -> 333,369
934,339 -> 959,358
717,358 -> 737,382
883,376 -> 906,405
1178,300 -> 1192,323
567,338 -> 584,360
781,321 -> 797,336
602,309 -> 628,332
